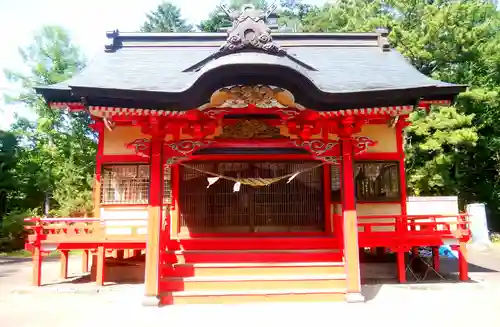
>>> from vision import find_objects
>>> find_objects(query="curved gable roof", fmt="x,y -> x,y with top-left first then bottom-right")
36,31 -> 466,110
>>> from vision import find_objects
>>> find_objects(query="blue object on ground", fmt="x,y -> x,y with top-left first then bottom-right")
439,245 -> 458,258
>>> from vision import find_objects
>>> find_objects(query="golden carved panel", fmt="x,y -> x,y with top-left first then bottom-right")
216,120 -> 287,139
199,85 -> 305,109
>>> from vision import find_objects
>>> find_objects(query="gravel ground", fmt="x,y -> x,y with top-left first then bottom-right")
1,243 -> 499,327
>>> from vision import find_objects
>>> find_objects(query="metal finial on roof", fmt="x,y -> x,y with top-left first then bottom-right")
264,0 -> 278,19
218,1 -> 285,55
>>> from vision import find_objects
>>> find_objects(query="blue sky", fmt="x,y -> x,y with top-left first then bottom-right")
0,0 -> 327,129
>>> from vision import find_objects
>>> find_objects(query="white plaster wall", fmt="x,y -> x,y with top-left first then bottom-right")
101,207 -> 148,235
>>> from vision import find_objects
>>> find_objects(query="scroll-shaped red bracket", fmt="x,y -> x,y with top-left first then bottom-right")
125,138 -> 151,158
353,136 -> 376,154
295,140 -> 341,164
295,136 -> 376,163
163,140 -> 213,164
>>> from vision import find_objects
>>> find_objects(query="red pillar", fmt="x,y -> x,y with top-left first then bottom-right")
91,121 -> 104,222
60,250 -> 69,280
396,118 -> 409,283
341,135 -> 364,302
144,130 -> 165,306
396,118 -> 408,220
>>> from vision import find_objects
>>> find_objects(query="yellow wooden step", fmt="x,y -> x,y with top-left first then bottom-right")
166,262 -> 345,277
161,289 -> 346,305
162,274 -> 346,292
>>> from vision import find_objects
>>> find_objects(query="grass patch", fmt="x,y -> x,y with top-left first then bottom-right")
0,250 -> 34,257
0,250 -> 82,258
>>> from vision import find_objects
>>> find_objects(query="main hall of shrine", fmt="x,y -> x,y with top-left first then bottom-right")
26,4 -> 471,305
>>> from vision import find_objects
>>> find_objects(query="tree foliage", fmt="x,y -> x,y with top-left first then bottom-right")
3,0 -> 500,253
299,0 -> 500,227
277,0 -> 314,31
0,130 -> 18,218
141,1 -> 193,32
2,25 -> 95,227
199,0 -> 268,32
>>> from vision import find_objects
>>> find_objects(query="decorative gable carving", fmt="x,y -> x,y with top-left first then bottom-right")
198,85 -> 305,110
219,3 -> 285,55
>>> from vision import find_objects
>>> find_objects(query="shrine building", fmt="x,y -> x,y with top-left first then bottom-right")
26,4 -> 471,305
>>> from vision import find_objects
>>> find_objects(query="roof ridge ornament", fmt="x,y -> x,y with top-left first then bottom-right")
219,1 -> 286,55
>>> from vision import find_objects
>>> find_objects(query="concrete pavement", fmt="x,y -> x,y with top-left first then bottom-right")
1,244 -> 499,327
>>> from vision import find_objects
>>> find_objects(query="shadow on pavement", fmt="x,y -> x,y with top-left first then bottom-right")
361,254 -> 500,302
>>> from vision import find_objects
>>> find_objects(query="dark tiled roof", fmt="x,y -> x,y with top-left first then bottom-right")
36,31 -> 466,109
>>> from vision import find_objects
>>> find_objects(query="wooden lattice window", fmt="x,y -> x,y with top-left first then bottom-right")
355,161 -> 400,202
179,161 -> 324,233
163,165 -> 172,205
331,165 -> 341,202
101,164 -> 150,204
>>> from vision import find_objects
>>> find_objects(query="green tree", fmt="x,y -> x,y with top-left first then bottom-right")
199,0 -> 269,32
141,1 -> 193,32
300,1 -> 500,222
0,130 -> 18,218
456,88 -> 500,229
278,0 -> 314,32
3,26 -> 95,219
405,106 -> 478,196
301,0 -> 392,33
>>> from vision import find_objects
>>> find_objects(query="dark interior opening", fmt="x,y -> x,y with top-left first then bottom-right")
178,160 -> 325,233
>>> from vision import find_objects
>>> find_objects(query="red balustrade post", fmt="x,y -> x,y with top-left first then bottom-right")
432,246 -> 440,272
96,245 -> 106,286
395,215 -> 406,283
60,250 -> 69,280
396,250 -> 406,283
458,241 -> 469,281
32,218 -> 43,286
82,250 -> 89,273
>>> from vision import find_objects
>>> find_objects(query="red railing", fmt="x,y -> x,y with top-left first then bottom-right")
350,213 -> 470,247
24,216 -> 148,247
24,213 -> 471,250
